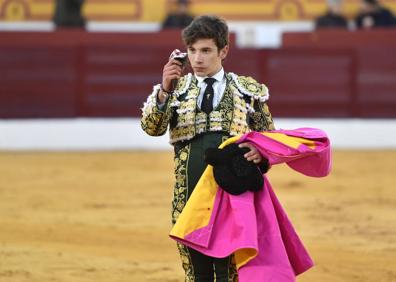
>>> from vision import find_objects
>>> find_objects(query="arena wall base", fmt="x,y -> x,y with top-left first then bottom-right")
1,118 -> 395,151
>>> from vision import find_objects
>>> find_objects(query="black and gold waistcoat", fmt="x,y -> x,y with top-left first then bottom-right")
141,72 -> 275,144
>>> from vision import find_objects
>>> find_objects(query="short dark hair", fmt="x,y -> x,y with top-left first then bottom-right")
363,0 -> 378,5
182,15 -> 229,50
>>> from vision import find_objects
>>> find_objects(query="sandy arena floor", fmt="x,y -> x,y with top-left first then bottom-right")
0,150 -> 395,282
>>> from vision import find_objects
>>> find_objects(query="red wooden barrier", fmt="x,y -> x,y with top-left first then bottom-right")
260,48 -> 357,117
0,30 -> 395,118
282,29 -> 396,48
282,30 -> 396,118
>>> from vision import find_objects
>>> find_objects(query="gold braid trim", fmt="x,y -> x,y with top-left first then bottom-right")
229,72 -> 269,103
141,84 -> 171,136
174,73 -> 193,97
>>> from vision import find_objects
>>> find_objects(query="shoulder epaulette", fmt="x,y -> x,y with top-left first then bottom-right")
229,72 -> 269,102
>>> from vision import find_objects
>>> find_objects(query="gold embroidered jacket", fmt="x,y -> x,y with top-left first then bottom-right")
141,72 -> 275,144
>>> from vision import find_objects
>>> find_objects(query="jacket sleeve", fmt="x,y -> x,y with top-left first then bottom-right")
141,84 -> 173,136
231,73 -> 275,132
249,101 -> 275,131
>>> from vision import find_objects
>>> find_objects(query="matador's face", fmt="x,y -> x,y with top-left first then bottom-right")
187,38 -> 228,77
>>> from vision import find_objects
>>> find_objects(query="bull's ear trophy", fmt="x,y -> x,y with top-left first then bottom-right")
169,49 -> 188,91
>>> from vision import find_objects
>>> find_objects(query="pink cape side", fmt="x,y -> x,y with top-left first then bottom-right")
170,128 -> 331,281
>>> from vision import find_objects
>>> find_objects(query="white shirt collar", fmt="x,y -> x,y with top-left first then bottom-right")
195,68 -> 225,84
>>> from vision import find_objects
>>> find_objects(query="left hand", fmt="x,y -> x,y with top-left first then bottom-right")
238,142 -> 262,164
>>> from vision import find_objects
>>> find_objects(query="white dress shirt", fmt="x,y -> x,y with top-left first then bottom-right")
195,68 -> 227,110
157,68 -> 226,110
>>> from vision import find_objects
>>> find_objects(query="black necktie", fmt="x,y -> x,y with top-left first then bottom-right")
201,77 -> 216,114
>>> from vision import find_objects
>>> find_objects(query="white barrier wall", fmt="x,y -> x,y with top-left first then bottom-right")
1,118 -> 395,151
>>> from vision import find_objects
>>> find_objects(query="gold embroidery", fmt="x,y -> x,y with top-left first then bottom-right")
231,73 -> 269,103
177,243 -> 195,282
141,86 -> 172,136
142,74 -> 274,145
228,255 -> 239,282
172,144 -> 190,224
168,74 -> 275,143
249,102 -> 275,131
180,151 -> 188,161
173,144 -> 195,281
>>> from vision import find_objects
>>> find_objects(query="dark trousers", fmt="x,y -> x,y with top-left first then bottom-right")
188,248 -> 231,282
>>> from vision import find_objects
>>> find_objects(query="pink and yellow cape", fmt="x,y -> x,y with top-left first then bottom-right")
170,128 -> 331,282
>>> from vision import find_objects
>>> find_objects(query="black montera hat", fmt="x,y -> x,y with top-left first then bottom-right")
205,143 -> 269,195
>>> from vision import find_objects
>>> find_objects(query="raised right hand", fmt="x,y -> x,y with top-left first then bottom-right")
158,59 -> 184,103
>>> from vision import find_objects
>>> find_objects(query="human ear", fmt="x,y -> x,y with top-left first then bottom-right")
220,45 -> 229,60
